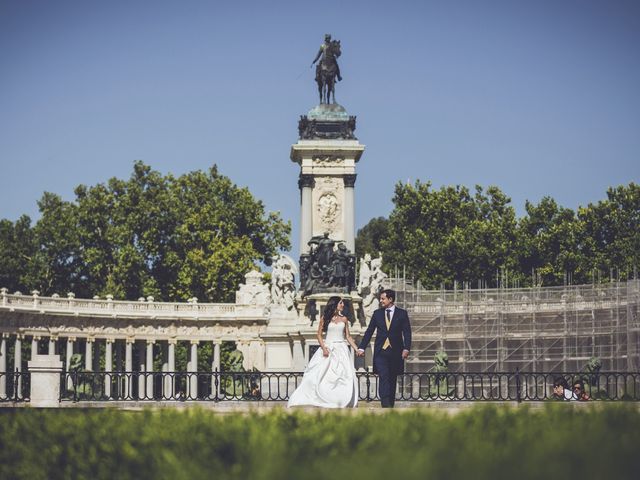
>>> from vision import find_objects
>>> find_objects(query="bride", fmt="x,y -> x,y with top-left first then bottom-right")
287,296 -> 359,408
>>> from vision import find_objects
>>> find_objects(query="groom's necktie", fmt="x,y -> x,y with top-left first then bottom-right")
383,309 -> 392,350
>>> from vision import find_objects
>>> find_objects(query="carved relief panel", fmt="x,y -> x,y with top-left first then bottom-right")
312,176 -> 344,238
312,155 -> 344,167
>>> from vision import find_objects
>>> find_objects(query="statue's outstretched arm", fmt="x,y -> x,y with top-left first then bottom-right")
311,48 -> 323,65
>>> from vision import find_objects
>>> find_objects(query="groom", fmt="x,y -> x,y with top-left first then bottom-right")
357,289 -> 412,408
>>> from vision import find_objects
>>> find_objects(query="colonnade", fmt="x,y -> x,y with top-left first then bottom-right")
0,333 -> 225,400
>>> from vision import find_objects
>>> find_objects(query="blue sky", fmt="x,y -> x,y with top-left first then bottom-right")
1,0 -> 639,257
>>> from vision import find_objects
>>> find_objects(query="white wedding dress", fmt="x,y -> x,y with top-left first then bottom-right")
287,321 -> 358,408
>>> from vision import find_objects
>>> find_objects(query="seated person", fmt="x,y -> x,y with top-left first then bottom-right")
572,379 -> 590,401
553,377 -> 577,401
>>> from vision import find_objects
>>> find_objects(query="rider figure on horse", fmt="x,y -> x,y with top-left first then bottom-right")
311,33 -> 342,81
312,34 -> 342,82
311,34 -> 342,104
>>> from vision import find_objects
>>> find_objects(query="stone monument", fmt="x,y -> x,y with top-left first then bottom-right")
261,35 -> 368,373
290,34 -> 367,328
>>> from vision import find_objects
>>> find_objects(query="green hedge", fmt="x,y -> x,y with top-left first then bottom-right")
1,406 -> 639,480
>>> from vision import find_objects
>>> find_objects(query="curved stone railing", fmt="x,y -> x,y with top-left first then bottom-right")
0,288 -> 267,321
2,280 -> 639,320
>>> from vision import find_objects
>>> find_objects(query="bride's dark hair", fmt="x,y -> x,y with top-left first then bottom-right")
321,296 -> 342,333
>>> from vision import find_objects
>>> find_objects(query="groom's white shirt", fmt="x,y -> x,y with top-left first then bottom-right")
385,304 -> 396,320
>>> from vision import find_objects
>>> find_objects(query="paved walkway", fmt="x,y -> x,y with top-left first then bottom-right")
4,400 -> 627,413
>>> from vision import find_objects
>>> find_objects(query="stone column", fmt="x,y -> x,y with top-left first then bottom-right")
168,341 -> 176,371
14,336 -> 22,395
299,174 -> 315,253
146,340 -> 154,399
161,342 -> 168,398
124,339 -> 133,399
105,339 -> 113,399
115,340 -> 123,399
48,337 -> 56,355
211,341 -> 221,399
0,334 -> 7,398
163,339 -> 176,398
138,341 -> 146,399
66,337 -> 75,390
28,354 -> 63,408
343,174 -> 357,253
212,341 -> 221,371
31,336 -> 40,358
85,338 -> 93,371
187,341 -> 198,399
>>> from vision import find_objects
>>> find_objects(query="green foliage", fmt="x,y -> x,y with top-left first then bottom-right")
65,353 -> 95,399
355,216 -> 389,257
0,215 -> 36,292
381,182 -> 518,289
0,162 -> 290,302
518,197 -> 587,286
0,406 -> 639,480
579,183 -> 640,281
357,182 -> 640,288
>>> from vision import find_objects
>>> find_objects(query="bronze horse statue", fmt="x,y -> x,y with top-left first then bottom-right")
313,38 -> 342,104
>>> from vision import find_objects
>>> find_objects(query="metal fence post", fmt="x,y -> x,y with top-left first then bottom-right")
14,368 -> 19,402
73,371 -> 78,403
515,368 -> 522,403
214,369 -> 220,402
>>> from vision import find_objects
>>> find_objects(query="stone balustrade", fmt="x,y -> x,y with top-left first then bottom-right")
0,288 -> 245,320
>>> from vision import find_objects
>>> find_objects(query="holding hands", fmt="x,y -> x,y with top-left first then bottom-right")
355,348 -> 408,358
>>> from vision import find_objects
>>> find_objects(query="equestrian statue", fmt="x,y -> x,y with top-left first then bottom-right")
311,34 -> 342,104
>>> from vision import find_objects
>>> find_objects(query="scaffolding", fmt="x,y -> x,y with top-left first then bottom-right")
384,279 -> 640,373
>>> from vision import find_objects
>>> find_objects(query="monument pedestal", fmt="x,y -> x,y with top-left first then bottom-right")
291,103 -> 365,255
301,292 -> 365,332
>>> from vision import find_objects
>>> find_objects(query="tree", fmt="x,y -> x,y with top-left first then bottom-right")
0,161 -> 291,302
25,193 -> 82,295
578,183 -> 640,281
0,215 -> 35,293
380,182 -> 518,289
517,197 -> 587,286
355,216 -> 389,257
358,181 -> 640,288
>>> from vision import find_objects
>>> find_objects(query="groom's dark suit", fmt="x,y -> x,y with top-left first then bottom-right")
359,305 -> 412,408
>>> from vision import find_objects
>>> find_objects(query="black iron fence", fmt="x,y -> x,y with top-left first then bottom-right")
59,370 -> 640,403
0,370 -> 30,402
395,371 -> 640,401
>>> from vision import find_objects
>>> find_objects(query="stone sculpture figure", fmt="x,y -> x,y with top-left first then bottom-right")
311,33 -> 342,104
67,353 -> 92,399
358,253 -> 388,318
235,270 -> 270,306
431,350 -> 454,398
270,255 -> 297,311
330,243 -> 350,287
299,235 -> 355,297
313,233 -> 335,272
357,253 -> 372,293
